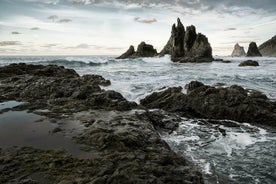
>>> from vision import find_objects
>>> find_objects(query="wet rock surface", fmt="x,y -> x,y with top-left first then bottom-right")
246,42 -> 262,57
0,64 -> 204,183
159,18 -> 213,63
0,63 -> 136,114
239,60 -> 259,67
116,42 -> 157,59
141,81 -> 276,126
0,110 -> 204,184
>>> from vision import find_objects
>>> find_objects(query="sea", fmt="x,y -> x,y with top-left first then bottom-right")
0,55 -> 275,183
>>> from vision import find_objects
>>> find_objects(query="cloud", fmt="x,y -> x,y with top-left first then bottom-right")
66,0 -> 276,16
40,43 -> 59,48
0,41 -> 21,46
134,17 -> 157,24
76,43 -> 89,48
48,15 -> 58,22
58,19 -> 72,23
11,31 -> 21,34
30,27 -> 40,30
224,28 -> 236,31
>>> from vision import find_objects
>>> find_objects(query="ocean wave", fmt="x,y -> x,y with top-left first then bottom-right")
40,58 -> 147,67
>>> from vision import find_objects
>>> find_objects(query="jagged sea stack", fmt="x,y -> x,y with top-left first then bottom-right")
231,43 -> 246,57
159,18 -> 213,63
246,42 -> 262,57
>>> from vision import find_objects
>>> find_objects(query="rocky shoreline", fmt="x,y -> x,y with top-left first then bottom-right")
0,63 -> 203,183
1,63 -> 275,183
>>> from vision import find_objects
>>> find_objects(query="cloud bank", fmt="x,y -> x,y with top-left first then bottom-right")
134,17 -> 157,24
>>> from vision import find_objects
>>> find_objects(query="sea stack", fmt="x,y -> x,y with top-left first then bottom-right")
116,42 -> 157,59
159,18 -> 213,63
259,35 -> 276,56
231,43 -> 246,57
246,42 -> 262,57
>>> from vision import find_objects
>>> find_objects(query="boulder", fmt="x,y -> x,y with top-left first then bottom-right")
116,42 -> 157,59
259,35 -> 276,56
239,60 -> 259,67
246,42 -> 262,57
141,81 -> 276,126
160,18 -> 213,63
231,43 -> 246,57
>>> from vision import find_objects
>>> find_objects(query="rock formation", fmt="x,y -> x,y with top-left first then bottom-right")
231,43 -> 246,57
0,63 -> 136,112
116,42 -> 157,59
141,81 -> 276,126
239,60 -> 259,67
116,45 -> 135,59
159,18 -> 213,63
0,63 -> 204,183
246,42 -> 262,57
117,18 -> 213,62
259,35 -> 276,56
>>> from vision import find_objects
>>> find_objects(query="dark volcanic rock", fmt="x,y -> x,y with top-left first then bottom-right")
0,111 -> 204,184
0,64 -> 205,183
141,81 -> 276,126
116,42 -> 157,59
231,43 -> 246,57
136,41 -> 157,57
246,42 -> 262,57
0,64 -> 136,113
116,45 -> 135,59
160,18 -> 213,63
239,60 -> 259,67
259,35 -> 276,56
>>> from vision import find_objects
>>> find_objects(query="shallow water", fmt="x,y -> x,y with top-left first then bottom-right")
0,102 -> 91,158
0,55 -> 275,183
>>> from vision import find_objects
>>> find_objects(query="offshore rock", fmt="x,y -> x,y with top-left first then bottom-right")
141,81 -> 276,126
116,42 -> 157,59
116,45 -> 135,59
259,35 -> 276,56
246,42 -> 262,57
231,43 -> 246,57
160,18 -> 213,63
239,60 -> 259,67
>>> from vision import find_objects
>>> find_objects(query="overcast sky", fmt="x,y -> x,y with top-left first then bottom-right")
0,0 -> 275,56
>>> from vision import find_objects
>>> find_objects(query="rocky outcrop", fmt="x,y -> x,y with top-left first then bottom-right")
116,42 -> 157,59
141,81 -> 276,126
247,42 -> 262,57
0,63 -> 204,183
259,35 -> 276,56
239,60 -> 259,67
159,18 -> 213,63
231,43 -> 246,57
0,63 -> 137,113
116,45 -> 135,59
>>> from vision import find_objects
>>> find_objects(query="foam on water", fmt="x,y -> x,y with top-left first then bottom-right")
162,119 -> 276,183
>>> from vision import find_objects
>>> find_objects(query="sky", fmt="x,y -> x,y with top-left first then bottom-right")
0,0 -> 275,56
